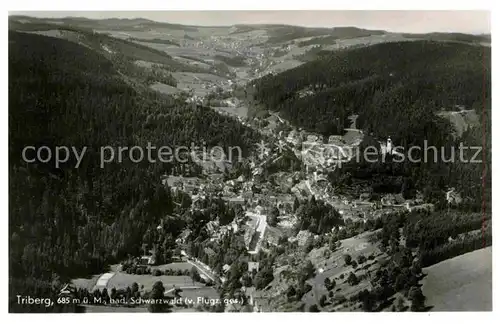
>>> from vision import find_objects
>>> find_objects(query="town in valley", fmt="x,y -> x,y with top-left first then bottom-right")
8,11 -> 492,313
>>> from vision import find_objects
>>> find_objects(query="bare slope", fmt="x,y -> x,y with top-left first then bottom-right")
421,247 -> 492,311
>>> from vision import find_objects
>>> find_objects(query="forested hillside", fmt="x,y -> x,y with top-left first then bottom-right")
265,25 -> 385,44
250,40 -> 491,210
8,20 -> 207,76
9,15 -> 200,32
250,40 -> 490,140
401,32 -> 490,44
8,31 -> 259,312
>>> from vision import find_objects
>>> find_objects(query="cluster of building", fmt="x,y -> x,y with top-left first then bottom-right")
282,127 -> 365,175
162,162 -> 297,256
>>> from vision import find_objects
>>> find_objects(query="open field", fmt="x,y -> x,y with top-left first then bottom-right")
158,46 -> 228,59
132,41 -> 181,53
150,82 -> 180,95
95,273 -> 115,290
309,231 -> 381,268
97,29 -> 189,40
325,34 -> 409,49
172,71 -> 229,96
211,105 -> 249,118
72,262 -> 204,293
437,110 -> 480,137
174,287 -> 220,300
150,262 -> 194,272
256,230 -> 385,311
72,274 -> 101,291
172,72 -> 228,83
421,247 -> 492,311
107,273 -> 201,291
304,231 -> 385,310
174,56 -> 212,70
267,59 -> 304,74
26,29 -> 65,38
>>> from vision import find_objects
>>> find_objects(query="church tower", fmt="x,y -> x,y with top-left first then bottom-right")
386,137 -> 393,155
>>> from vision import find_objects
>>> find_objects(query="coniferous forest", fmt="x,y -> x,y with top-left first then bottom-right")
8,20 -> 492,313
8,31 -> 259,311
248,40 -> 491,210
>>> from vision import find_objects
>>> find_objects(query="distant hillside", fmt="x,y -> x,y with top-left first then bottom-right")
250,40 -> 490,142
438,110 -> 481,138
214,54 -> 247,67
249,39 -> 490,210
265,25 -> 386,44
297,35 -> 338,47
8,18 -> 213,84
128,37 -> 180,47
402,32 -> 491,45
9,15 -> 200,32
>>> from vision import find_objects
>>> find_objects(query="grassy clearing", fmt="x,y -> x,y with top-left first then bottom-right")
421,247 -> 492,311
106,273 -> 201,292
256,230 -> 386,311
174,56 -> 212,70
268,60 -> 304,74
150,262 -> 194,272
71,274 -> 101,291
150,82 -> 180,95
437,110 -> 480,137
172,72 -> 228,97
211,105 -> 248,118
304,231 -> 385,311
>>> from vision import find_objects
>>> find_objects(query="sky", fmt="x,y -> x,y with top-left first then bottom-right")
11,11 -> 490,34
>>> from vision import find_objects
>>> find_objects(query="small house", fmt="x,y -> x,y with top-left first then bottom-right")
247,262 -> 260,274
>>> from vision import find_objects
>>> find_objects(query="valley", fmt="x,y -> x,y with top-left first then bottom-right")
8,14 -> 492,314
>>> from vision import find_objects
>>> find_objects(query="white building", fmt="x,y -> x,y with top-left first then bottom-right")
386,137 -> 393,154
380,136 -> 394,156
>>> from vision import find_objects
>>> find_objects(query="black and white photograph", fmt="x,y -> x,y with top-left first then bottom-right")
6,6 -> 493,314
